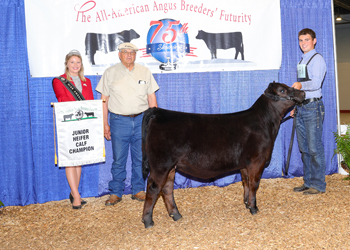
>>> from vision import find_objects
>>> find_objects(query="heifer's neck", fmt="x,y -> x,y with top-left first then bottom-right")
253,95 -> 291,135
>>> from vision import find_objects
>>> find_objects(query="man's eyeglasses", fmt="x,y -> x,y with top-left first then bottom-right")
121,51 -> 136,55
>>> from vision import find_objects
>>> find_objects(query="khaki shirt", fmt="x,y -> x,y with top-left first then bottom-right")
96,63 -> 159,115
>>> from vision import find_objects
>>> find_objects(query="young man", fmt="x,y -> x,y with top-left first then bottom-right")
96,43 -> 159,205
292,28 -> 327,195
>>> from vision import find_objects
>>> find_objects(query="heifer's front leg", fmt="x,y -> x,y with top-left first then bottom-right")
247,183 -> 259,215
86,50 -> 96,65
210,49 -> 217,59
142,175 -> 161,228
240,168 -> 250,209
234,48 -> 239,59
246,168 -> 264,215
161,168 -> 182,221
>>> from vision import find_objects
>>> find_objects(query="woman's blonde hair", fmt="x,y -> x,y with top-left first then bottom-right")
64,50 -> 86,82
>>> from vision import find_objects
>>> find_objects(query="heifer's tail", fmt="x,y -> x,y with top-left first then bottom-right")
142,107 -> 156,179
240,32 -> 244,60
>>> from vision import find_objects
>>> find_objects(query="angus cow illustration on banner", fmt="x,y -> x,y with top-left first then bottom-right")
196,30 -> 244,60
85,29 -> 140,65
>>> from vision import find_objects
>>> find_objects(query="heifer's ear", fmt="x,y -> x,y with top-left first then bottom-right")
265,83 -> 276,95
266,83 -> 272,90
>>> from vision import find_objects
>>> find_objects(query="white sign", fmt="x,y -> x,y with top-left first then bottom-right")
54,100 -> 105,167
25,0 -> 281,77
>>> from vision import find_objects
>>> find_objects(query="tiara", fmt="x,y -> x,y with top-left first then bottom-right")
67,49 -> 81,57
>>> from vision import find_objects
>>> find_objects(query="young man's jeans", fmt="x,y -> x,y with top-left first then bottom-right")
109,113 -> 145,197
296,100 -> 326,192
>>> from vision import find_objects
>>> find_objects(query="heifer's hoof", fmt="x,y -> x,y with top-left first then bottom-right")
170,212 -> 182,221
249,207 -> 259,215
142,220 -> 154,229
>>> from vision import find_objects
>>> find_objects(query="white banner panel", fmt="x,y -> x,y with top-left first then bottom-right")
25,0 -> 281,77
54,100 -> 105,167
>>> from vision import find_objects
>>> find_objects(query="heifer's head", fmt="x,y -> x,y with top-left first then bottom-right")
195,30 -> 204,40
264,81 -> 305,104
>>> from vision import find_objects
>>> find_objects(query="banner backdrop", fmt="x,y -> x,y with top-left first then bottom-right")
54,100 -> 105,167
25,0 -> 281,77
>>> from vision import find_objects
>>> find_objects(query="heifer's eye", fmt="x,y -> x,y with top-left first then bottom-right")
280,90 -> 285,93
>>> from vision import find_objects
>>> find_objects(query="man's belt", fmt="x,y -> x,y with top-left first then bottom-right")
297,97 -> 322,107
118,112 -> 143,118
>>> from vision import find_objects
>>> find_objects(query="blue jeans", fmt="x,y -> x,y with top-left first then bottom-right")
295,100 -> 326,192
109,113 -> 145,197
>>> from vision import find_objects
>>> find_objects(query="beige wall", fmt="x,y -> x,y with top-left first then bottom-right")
338,62 -> 350,110
335,16 -> 350,110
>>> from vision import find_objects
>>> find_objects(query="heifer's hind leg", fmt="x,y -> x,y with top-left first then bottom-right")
161,168 -> 182,221
142,174 -> 164,228
234,47 -> 244,60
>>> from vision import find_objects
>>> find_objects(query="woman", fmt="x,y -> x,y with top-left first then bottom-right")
53,50 -> 94,209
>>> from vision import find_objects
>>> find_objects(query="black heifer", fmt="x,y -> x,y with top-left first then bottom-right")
85,29 -> 140,65
85,112 -> 94,117
141,82 -> 305,228
196,30 -> 244,60
63,114 -> 73,121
